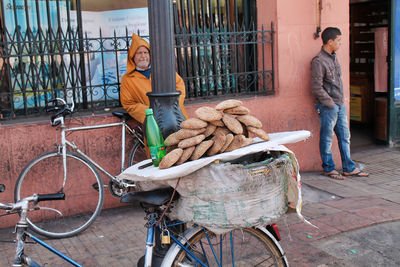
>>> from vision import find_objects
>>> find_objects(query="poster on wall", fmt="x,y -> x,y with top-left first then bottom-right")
3,0 -> 68,110
3,0 -> 148,109
64,8 -> 149,103
394,0 -> 400,102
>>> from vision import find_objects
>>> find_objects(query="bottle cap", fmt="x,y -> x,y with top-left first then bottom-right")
145,108 -> 153,115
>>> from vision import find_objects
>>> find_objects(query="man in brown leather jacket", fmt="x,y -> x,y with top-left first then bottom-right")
311,27 -> 368,179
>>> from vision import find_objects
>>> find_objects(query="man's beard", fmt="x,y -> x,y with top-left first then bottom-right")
136,60 -> 150,69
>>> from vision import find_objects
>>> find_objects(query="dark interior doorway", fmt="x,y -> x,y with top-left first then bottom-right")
349,0 -> 390,151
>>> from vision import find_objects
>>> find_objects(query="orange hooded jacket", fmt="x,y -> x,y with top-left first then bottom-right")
120,34 -> 188,124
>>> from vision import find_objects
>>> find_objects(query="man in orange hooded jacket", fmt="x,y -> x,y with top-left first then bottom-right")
120,34 -> 188,124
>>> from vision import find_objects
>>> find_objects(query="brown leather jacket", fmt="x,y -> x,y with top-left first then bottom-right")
311,48 -> 344,108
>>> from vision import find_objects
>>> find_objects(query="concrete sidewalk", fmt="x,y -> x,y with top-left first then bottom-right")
277,145 -> 400,266
1,145 -> 400,266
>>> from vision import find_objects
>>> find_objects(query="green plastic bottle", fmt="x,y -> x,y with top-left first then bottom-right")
145,108 -> 166,167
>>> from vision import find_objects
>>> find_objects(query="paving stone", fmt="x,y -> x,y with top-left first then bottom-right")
321,196 -> 393,211
279,239 -> 338,267
315,211 -> 375,232
353,206 -> 400,223
301,202 -> 342,219
282,219 -> 341,241
276,210 -> 305,227
378,193 -> 400,204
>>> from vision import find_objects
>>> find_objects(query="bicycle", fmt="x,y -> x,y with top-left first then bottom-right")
0,185 -> 83,267
1,183 -> 287,267
14,98 -> 146,239
120,186 -> 289,267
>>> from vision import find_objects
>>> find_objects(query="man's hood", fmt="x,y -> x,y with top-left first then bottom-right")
126,33 -> 150,76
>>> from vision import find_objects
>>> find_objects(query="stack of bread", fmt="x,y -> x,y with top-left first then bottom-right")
158,99 -> 270,169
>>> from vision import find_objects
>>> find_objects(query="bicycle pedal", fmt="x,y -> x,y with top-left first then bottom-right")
124,181 -> 136,187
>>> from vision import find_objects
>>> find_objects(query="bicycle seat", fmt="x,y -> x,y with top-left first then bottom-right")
112,111 -> 131,120
120,187 -> 178,207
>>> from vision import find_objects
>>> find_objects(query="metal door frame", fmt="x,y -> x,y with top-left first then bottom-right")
388,0 -> 400,146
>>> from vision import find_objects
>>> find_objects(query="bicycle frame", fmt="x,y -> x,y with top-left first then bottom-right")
143,217 -> 210,267
16,230 -> 83,267
54,115 -> 144,188
1,194 -> 83,267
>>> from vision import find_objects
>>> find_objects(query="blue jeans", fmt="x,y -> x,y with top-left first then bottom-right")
316,103 -> 356,173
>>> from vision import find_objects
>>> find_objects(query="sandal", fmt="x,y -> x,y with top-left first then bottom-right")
343,168 -> 369,177
323,170 -> 344,180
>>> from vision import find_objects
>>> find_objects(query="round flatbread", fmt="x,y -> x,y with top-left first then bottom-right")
224,105 -> 250,115
225,134 -> 246,152
222,114 -> 243,135
207,134 -> 227,156
209,120 -> 225,127
215,99 -> 243,110
178,134 -> 206,149
195,106 -> 222,122
242,137 -> 253,147
191,140 -> 214,160
213,127 -> 231,137
164,131 -> 181,146
203,124 -> 217,138
237,115 -> 262,128
175,128 -> 206,140
176,146 -> 196,165
220,133 -> 234,153
181,118 -> 208,129
165,144 -> 178,153
158,148 -> 183,169
247,127 -> 270,141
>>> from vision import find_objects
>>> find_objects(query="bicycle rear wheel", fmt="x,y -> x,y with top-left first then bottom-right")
162,226 -> 288,267
128,140 -> 146,166
14,151 -> 104,238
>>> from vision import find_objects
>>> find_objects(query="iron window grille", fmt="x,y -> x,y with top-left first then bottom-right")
0,0 -> 274,120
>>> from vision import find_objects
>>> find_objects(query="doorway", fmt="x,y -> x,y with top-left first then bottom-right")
349,0 -> 390,151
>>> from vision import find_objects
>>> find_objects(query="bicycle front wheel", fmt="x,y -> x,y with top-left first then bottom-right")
162,226 -> 288,267
14,151 -> 104,239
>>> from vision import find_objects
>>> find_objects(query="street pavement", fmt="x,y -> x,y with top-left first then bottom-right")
1,144 -> 400,266
277,145 -> 400,266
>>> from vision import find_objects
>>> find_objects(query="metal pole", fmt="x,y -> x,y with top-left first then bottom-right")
147,0 -> 185,138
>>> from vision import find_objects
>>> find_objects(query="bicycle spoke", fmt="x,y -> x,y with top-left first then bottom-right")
220,234 -> 223,266
199,239 -> 211,267
204,228 -> 221,267
230,232 -> 235,267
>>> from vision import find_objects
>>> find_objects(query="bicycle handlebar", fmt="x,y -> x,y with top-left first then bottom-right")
37,192 -> 65,202
46,98 -> 75,126
0,193 -> 65,212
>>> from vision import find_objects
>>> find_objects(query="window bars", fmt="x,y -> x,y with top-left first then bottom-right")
0,0 -> 274,119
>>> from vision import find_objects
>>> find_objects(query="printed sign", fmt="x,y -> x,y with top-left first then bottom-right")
3,0 -> 68,109
3,1 -> 149,108
62,8 -> 149,102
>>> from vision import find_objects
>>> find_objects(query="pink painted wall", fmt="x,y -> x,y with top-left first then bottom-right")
0,0 -> 350,228
252,0 -> 350,171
